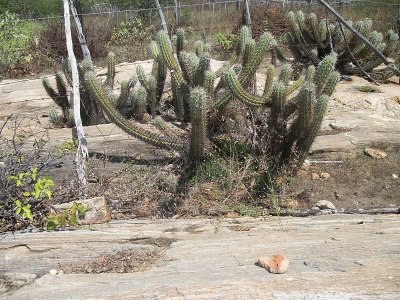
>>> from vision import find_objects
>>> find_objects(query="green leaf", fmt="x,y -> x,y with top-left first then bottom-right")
44,189 -> 52,199
22,205 -> 33,220
23,191 -> 31,197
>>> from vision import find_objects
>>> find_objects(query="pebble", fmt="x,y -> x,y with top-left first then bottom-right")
364,147 -> 387,159
320,172 -> 331,179
257,254 -> 289,274
311,173 -> 320,180
316,200 -> 336,210
49,269 -> 58,275
392,174 -> 399,179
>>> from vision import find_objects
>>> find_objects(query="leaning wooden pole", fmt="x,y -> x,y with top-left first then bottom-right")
244,0 -> 252,37
155,0 -> 169,34
69,0 -> 93,69
318,0 -> 400,77
63,0 -> 88,198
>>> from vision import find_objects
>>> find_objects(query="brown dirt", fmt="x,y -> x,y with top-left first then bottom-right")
65,248 -> 161,274
280,147 -> 400,211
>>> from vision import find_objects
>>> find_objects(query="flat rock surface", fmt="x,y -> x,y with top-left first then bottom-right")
1,61 -> 399,158
1,214 -> 400,299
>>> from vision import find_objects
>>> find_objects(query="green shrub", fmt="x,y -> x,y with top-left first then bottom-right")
0,12 -> 43,77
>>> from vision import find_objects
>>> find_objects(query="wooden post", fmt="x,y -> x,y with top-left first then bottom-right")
244,0 -> 252,37
154,0 -> 168,34
318,0 -> 400,77
173,0 -> 179,26
69,0 -> 93,68
63,0 -> 88,199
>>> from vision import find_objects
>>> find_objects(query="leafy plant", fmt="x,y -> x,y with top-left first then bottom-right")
0,12 -> 43,78
0,116 -> 58,232
215,32 -> 237,50
44,202 -> 86,230
7,167 -> 54,222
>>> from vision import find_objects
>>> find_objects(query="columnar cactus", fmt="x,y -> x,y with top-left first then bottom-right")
81,26 -> 339,175
280,11 -> 399,82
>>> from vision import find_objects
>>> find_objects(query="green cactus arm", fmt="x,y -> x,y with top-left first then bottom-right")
171,72 -> 186,121
296,94 -> 329,163
285,75 -> 305,96
149,40 -> 160,60
224,69 -> 267,107
193,56 -> 210,87
85,72 -> 182,150
176,28 -> 185,55
158,31 -> 180,72
262,65 -> 275,100
62,59 -> 72,86
204,70 -> 216,97
305,65 -> 316,82
195,40 -> 205,56
178,51 -> 194,86
297,11 -> 315,44
238,32 -> 276,86
314,52 -> 337,96
309,13 -> 322,45
43,77 -> 60,103
105,52 -> 116,89
270,82 -> 286,126
242,38 -> 256,68
383,30 -> 399,57
116,80 -> 130,111
147,75 -> 157,116
189,87 -> 207,161
43,76 -> 70,113
286,32 -> 303,61
297,84 -> 314,132
322,71 -> 340,97
55,72 -> 68,99
279,64 -> 293,86
134,86 -> 148,119
136,65 -> 149,92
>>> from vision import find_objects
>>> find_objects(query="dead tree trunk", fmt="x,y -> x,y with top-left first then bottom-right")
173,0 -> 179,26
155,0 -> 168,34
63,0 -> 88,199
69,0 -> 93,69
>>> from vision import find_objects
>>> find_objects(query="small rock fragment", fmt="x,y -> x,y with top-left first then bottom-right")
364,147 -> 387,159
320,172 -> 330,179
392,174 -> 399,179
226,212 -> 239,218
297,169 -> 308,178
0,162 -> 5,169
257,254 -> 289,274
50,196 -> 110,225
316,200 -> 336,210
58,270 -> 64,275
49,269 -> 58,275
311,173 -> 320,180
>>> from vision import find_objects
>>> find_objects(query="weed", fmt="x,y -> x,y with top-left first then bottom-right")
355,85 -> 382,93
44,202 -> 86,230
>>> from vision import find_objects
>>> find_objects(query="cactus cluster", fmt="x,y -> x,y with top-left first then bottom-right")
42,53 -> 117,127
81,26 -> 339,173
279,11 -> 399,82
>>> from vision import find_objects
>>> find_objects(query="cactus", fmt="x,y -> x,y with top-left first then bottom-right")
85,72 -> 182,150
189,87 -> 208,161
280,11 -> 399,83
78,26 -> 339,185
105,52 -> 116,89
